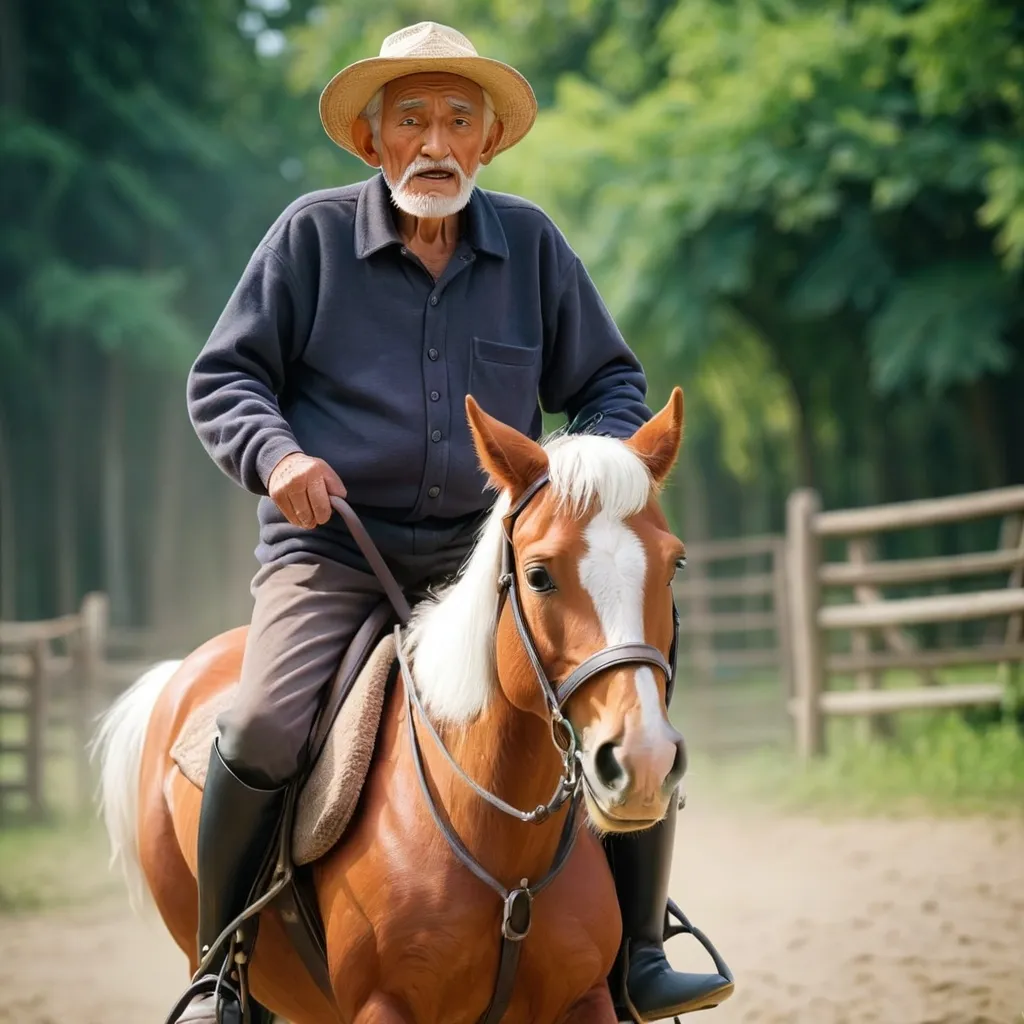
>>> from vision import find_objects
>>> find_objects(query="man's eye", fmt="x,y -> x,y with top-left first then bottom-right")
525,566 -> 556,593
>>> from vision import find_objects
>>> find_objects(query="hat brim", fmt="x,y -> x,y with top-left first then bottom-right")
319,55 -> 537,162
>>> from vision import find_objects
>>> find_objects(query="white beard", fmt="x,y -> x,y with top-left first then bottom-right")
385,155 -> 478,218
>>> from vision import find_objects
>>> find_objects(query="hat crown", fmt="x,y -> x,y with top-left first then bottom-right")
379,22 -> 480,60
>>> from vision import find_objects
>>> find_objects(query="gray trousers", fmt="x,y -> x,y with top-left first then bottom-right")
218,550 -> 466,787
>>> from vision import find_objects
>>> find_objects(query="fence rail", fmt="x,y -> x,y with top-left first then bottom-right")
672,534 -> 793,753
786,485 -> 1024,757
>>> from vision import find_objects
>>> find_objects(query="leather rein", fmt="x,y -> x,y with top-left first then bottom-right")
381,474 -> 679,1024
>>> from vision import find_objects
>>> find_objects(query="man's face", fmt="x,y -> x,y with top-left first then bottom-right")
370,73 -> 501,218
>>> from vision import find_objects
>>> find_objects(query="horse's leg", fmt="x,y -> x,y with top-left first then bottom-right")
561,982 -> 618,1023
353,993 -> 412,1023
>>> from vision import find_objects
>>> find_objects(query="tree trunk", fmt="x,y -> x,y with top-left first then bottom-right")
0,0 -> 25,110
54,337 -> 78,613
147,380 -> 186,638
680,439 -> 714,688
102,354 -> 130,625
0,411 -> 16,619
963,379 -> 1006,489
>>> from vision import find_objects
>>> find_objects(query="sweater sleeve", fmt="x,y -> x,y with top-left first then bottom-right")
186,243 -> 307,495
539,255 -> 652,439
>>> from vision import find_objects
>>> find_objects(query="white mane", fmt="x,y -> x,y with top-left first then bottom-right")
404,432 -> 652,722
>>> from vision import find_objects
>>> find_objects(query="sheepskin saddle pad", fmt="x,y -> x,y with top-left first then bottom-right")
170,631 -> 395,866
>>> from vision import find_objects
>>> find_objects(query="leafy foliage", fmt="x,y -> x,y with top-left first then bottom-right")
3,0 -> 1023,628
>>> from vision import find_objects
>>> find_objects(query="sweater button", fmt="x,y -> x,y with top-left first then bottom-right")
430,295 -> 439,306
428,486 -> 440,498
431,430 -> 442,442
430,390 -> 440,401
428,348 -> 439,361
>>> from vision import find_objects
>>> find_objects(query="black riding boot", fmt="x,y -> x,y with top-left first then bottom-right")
607,799 -> 734,1021
167,740 -> 285,1024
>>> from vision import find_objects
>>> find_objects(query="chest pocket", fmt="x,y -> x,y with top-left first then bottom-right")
467,337 -> 541,432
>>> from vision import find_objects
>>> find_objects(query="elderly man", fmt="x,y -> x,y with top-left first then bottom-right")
181,21 -> 727,1024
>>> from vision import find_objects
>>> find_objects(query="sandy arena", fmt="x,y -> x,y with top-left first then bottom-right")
1,805 -> 1021,1024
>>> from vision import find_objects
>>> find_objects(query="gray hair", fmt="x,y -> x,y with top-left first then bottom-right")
360,86 -> 496,144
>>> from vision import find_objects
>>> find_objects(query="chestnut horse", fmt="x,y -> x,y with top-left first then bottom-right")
95,390 -> 691,1023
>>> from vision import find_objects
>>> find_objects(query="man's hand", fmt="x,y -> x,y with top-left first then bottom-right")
267,452 -> 346,529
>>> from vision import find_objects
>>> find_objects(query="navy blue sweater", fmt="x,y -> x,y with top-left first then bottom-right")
187,173 -> 651,578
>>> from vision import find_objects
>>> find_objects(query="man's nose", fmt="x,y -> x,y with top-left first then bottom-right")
420,123 -> 449,161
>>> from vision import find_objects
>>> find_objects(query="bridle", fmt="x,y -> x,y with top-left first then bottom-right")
395,473 -> 681,1024
495,473 -> 680,742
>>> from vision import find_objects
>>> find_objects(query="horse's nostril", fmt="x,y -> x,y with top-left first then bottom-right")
594,741 -> 626,791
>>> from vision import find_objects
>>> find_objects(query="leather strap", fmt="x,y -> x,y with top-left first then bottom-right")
329,496 -> 411,624
398,625 -> 581,901
503,572 -> 561,715
397,636 -> 576,824
306,598 -> 395,771
477,886 -> 532,1024
556,642 -> 671,706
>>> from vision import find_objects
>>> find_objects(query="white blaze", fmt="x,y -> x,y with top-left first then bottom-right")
578,509 -> 663,743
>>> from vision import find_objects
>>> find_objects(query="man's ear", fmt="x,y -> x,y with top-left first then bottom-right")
478,119 -> 505,166
351,116 -> 382,168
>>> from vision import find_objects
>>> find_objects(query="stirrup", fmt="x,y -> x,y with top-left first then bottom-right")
163,971 -> 244,1024
664,898 -> 734,986
618,901 -> 735,1022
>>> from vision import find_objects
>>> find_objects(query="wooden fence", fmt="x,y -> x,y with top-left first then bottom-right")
672,535 -> 793,752
0,593 -> 173,822
0,593 -> 110,820
786,485 -> 1024,758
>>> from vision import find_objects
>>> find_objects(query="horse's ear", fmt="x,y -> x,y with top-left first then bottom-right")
626,387 -> 685,486
466,396 -> 549,495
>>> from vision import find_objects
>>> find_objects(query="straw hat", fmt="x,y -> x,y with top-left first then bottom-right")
319,22 -> 537,161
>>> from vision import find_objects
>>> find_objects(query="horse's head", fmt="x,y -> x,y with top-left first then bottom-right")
466,390 -> 687,834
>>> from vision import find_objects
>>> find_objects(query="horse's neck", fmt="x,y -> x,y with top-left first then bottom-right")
426,690 -> 571,888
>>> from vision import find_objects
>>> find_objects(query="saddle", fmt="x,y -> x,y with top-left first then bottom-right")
171,611 -> 397,867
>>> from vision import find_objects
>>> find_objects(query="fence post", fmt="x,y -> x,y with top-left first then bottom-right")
997,517 -> 1024,699
786,488 -> 825,758
74,592 -> 108,813
25,638 -> 50,819
771,536 -> 795,701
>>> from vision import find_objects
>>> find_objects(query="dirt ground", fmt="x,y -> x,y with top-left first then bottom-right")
1,805 -> 1021,1024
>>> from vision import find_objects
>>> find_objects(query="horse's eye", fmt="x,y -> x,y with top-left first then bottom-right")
525,566 -> 556,593
671,556 -> 687,584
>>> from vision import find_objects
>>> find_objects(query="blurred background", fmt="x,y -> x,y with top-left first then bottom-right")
0,1 -> 1022,1022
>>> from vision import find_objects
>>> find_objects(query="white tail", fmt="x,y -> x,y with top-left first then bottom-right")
91,660 -> 181,911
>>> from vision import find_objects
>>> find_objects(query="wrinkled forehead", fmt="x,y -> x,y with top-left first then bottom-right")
383,72 -> 485,113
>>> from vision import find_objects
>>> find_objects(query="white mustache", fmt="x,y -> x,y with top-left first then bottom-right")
397,156 -> 467,191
